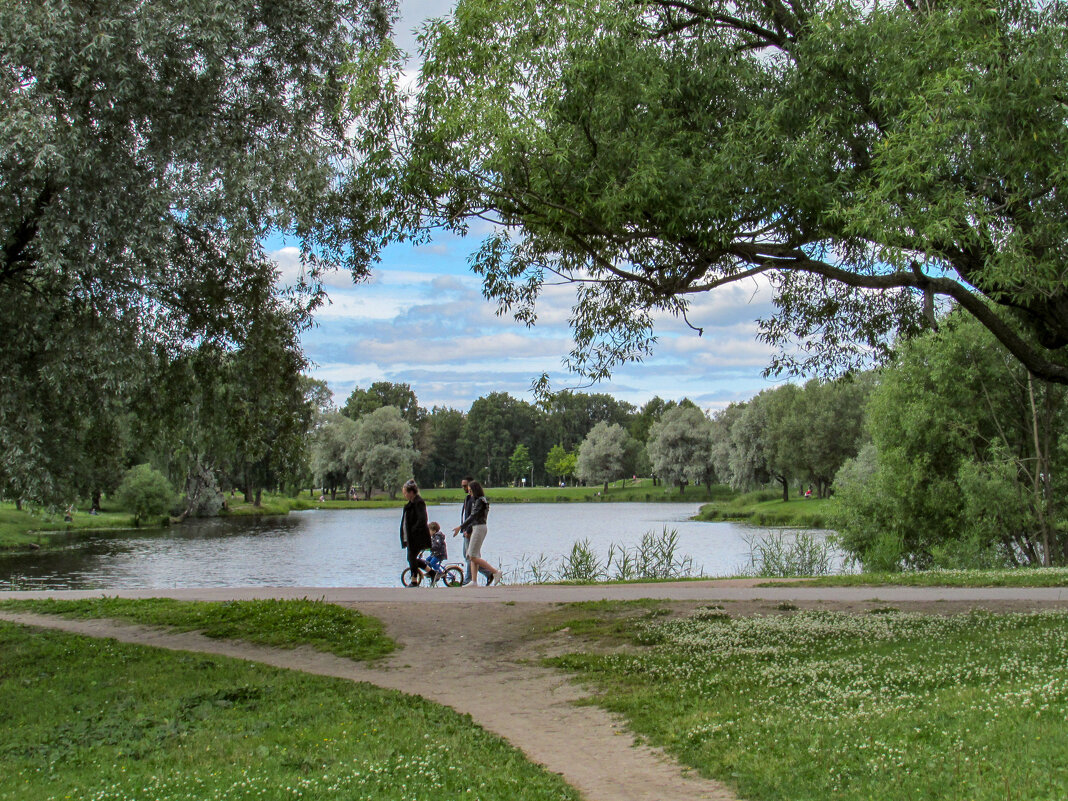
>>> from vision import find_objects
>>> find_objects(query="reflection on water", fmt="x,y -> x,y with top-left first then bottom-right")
0,503 -> 838,590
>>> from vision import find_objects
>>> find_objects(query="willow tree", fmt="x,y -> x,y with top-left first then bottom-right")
1,0 -> 398,504
397,0 -> 1068,385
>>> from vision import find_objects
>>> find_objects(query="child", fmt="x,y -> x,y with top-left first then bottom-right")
424,522 -> 448,578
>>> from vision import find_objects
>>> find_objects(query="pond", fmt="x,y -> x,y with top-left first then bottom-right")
0,503 -> 838,590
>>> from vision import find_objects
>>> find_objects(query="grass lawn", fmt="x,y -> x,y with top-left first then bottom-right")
549,603 -> 1068,801
0,622 -> 579,801
0,503 -> 140,551
695,489 -> 831,528
767,566 -> 1068,588
0,598 -> 395,662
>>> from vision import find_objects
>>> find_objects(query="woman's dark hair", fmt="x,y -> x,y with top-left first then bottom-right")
403,479 -> 421,500
467,480 -> 485,498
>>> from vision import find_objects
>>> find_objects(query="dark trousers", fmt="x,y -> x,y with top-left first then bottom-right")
407,545 -> 423,576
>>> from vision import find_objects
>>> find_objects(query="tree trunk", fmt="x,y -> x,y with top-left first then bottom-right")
254,487 -> 262,507
91,490 -> 102,511
603,480 -> 609,494
15,498 -> 22,511
243,484 -> 253,504
778,475 -> 789,502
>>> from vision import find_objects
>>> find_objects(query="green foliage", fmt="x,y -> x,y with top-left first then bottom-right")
341,381 -> 421,427
832,314 -> 1068,568
740,530 -> 835,577
0,597 -> 394,661
309,411 -> 360,497
346,405 -> 418,499
508,443 -> 534,484
646,406 -> 715,493
575,421 -> 632,490
549,609 -> 1068,801
398,0 -> 1068,386
508,527 -> 698,583
543,444 -> 576,483
1,0 -> 399,506
114,464 -> 174,524
0,623 -> 579,801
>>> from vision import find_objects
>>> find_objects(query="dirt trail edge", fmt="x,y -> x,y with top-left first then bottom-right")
0,603 -> 735,801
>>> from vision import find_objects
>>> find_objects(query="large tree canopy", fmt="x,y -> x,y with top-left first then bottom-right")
1,0 -> 396,503
398,0 -> 1068,384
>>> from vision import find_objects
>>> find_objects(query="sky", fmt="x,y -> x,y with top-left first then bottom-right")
269,0 -> 793,414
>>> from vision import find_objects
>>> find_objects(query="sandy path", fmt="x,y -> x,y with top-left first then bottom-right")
0,601 -> 735,801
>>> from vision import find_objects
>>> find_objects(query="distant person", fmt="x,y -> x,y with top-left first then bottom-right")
452,480 -> 502,587
399,479 -> 432,586
455,476 -> 492,586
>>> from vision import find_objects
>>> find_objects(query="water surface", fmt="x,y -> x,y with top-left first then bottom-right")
0,502 -> 830,590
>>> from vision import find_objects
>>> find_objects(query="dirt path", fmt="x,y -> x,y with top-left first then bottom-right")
0,601 -> 735,801
3,582 -> 1065,801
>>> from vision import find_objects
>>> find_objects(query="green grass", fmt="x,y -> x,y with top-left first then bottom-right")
696,490 -> 830,528
0,503 -> 143,551
0,622 -> 579,801
549,606 -> 1068,801
537,598 -> 672,641
421,478 -> 733,504
0,598 -> 395,662
765,566 -> 1068,588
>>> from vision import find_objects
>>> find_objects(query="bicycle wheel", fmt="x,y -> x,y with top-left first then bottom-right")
441,566 -> 465,587
401,567 -> 422,587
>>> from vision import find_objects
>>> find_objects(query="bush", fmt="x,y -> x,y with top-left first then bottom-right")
115,464 -> 174,525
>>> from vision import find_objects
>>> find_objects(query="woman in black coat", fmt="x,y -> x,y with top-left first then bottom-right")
399,479 -> 432,585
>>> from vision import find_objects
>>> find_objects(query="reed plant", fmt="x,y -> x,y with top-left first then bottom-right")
741,529 -> 836,577
507,527 -> 700,583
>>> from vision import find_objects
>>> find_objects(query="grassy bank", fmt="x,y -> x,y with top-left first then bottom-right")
0,622 -> 579,801
0,597 -> 395,661
695,489 -> 831,528
0,503 -> 143,552
550,603 -> 1068,801
424,479 -> 732,505
766,566 -> 1068,588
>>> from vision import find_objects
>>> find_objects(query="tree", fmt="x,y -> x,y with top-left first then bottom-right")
400,0 -> 1068,386
629,397 -> 675,445
309,412 -> 359,499
646,406 -> 715,495
414,406 -> 467,489
509,444 -> 534,486
544,444 -> 577,486
757,385 -> 805,502
226,304 -> 316,506
833,313 -> 1068,569
460,392 -> 544,486
575,422 -> 630,493
543,391 -> 636,451
114,464 -> 174,525
342,382 -> 422,427
793,376 -> 873,498
1,0 -> 397,505
346,406 -> 418,499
